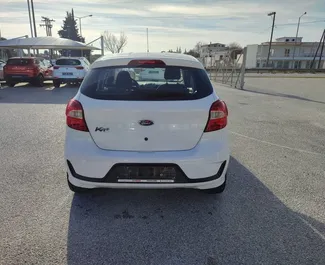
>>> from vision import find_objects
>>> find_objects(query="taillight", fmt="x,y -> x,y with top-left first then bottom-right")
53,66 -> 60,69
204,100 -> 228,132
75,66 -> 84,70
65,99 -> 88,132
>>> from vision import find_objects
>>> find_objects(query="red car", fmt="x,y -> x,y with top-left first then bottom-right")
4,57 -> 53,87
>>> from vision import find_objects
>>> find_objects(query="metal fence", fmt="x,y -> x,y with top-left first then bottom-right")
209,47 -> 247,89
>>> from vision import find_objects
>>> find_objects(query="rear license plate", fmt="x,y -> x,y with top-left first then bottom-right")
12,75 -> 23,78
62,72 -> 73,76
116,166 -> 176,183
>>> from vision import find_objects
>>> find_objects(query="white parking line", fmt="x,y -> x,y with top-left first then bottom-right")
230,131 -> 324,156
296,215 -> 325,241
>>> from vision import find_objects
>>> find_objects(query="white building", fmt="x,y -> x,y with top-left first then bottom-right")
245,37 -> 325,69
199,42 -> 229,68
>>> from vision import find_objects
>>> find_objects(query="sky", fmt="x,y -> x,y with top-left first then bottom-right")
0,0 -> 325,54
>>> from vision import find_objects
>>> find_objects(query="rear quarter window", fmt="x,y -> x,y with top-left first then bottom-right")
80,65 -> 213,101
7,59 -> 32,66
56,59 -> 81,66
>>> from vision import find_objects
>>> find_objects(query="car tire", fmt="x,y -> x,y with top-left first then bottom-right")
53,80 -> 61,88
7,82 -> 16,87
67,174 -> 91,193
202,174 -> 227,194
36,74 -> 44,87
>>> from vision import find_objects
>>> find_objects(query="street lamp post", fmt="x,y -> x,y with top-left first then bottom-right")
266,11 -> 276,67
292,12 -> 307,69
76,15 -> 92,37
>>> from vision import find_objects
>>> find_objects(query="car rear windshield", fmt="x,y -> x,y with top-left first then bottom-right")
80,66 -> 213,101
56,59 -> 81,66
6,59 -> 32,66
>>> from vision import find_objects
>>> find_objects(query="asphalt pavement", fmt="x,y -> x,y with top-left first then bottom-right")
0,80 -> 324,265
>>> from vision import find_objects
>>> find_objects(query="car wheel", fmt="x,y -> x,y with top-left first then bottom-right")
36,74 -> 44,87
67,174 -> 91,193
202,174 -> 227,194
53,80 -> 61,88
7,82 -> 16,87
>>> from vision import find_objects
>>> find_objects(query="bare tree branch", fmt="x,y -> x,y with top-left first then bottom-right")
103,31 -> 128,54
228,42 -> 242,50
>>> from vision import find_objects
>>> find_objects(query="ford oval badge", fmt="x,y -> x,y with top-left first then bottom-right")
139,120 -> 154,126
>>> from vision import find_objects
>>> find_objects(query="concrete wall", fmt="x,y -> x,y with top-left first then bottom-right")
246,45 -> 258,68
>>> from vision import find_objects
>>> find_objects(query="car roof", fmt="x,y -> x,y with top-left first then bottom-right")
92,52 -> 204,69
57,57 -> 86,60
9,57 -> 35,60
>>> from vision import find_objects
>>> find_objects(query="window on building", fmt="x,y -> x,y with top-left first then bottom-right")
277,61 -> 283,68
284,49 -> 290,57
294,61 -> 301,69
286,39 -> 289,42
219,55 -> 223,60
306,61 -> 311,69
256,62 -> 260,68
292,39 -> 295,41
283,61 -> 289,68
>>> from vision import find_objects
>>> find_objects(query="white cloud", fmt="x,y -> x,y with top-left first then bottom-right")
148,4 -> 269,17
1,0 -> 324,54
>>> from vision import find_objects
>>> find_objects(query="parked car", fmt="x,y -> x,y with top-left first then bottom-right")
139,68 -> 165,81
65,53 -> 230,194
3,57 -> 52,87
0,61 -> 5,80
52,57 -> 90,88
41,59 -> 53,80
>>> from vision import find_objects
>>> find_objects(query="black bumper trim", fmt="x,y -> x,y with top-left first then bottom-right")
67,160 -> 227,184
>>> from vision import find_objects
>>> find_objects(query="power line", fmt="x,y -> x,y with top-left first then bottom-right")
40,16 -> 55,36
276,19 -> 325,27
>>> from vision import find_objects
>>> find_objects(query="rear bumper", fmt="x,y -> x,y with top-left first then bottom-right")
68,171 -> 227,190
65,127 -> 230,189
53,77 -> 83,82
5,74 -> 35,82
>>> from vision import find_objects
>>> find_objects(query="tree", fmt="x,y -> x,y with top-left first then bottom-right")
103,31 -> 127,54
58,9 -> 81,41
227,42 -> 242,50
167,47 -> 182,53
58,9 -> 90,57
227,42 -> 243,60
184,49 -> 200,58
194,41 -> 204,53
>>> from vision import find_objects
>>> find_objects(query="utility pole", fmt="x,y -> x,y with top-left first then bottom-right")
75,15 -> 92,37
311,29 -> 325,69
101,35 -> 104,56
266,11 -> 276,67
146,28 -> 149,52
40,16 -> 55,36
27,0 -> 33,37
292,12 -> 307,69
318,30 -> 325,69
30,0 -> 37,37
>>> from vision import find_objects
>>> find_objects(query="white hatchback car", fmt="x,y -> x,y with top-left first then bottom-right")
65,53 -> 229,194
53,57 -> 90,87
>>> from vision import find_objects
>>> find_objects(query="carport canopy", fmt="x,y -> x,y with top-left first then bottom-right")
0,36 -> 100,50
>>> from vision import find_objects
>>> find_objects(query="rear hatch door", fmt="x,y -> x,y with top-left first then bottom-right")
5,58 -> 33,76
80,94 -> 214,151
78,59 -> 215,151
54,58 -> 84,79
